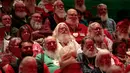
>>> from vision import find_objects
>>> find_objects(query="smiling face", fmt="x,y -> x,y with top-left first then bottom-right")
66,9 -> 79,28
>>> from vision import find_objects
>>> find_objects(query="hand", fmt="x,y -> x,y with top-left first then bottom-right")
31,30 -> 39,35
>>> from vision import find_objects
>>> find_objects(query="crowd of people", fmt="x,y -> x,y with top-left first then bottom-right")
0,0 -> 130,73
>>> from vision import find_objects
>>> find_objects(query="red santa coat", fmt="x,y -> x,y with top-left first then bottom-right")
54,63 -> 82,73
0,27 -> 6,48
65,22 -> 88,44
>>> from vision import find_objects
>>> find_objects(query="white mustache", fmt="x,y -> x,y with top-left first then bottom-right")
5,24 -> 11,26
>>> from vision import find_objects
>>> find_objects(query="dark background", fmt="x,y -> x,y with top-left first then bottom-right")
62,0 -> 130,22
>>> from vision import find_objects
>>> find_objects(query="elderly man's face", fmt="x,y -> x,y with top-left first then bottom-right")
55,1 -> 64,10
98,5 -> 107,16
2,15 -> 11,27
54,1 -> 66,18
32,13 -> 42,22
15,3 -> 25,12
91,23 -> 102,36
9,39 -> 21,58
15,2 -> 27,18
83,39 -> 97,57
66,9 -> 79,28
30,13 -> 42,30
58,24 -> 69,34
67,10 -> 78,21
45,38 -> 57,52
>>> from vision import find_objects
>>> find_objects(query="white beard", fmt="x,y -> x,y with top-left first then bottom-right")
58,34 -> 71,45
83,48 -> 97,58
4,24 -> 11,27
55,9 -> 66,18
30,20 -> 42,30
93,34 -> 104,43
100,14 -> 108,21
15,11 -> 27,18
45,50 -> 56,59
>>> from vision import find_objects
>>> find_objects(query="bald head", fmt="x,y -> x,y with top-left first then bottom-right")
67,9 -> 77,15
14,1 -> 25,7
66,8 -> 79,28
44,36 -> 56,43
95,49 -> 111,71
19,56 -> 37,73
44,36 -> 57,52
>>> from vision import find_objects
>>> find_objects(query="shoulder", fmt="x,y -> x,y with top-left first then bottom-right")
108,18 -> 116,23
78,23 -> 88,29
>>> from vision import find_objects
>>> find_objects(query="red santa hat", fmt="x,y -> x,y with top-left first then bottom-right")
54,63 -> 82,73
116,19 -> 130,29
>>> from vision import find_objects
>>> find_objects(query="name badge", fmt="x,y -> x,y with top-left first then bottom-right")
73,33 -> 78,37
80,33 -> 85,36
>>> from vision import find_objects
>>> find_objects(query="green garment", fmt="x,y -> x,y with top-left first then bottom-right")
36,53 -> 59,73
36,0 -> 41,5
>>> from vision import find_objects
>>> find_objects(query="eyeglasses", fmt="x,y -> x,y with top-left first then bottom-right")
92,27 -> 102,31
68,14 -> 78,17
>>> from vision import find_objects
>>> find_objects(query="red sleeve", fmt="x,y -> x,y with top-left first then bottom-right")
111,55 -> 124,69
44,63 -> 50,73
4,64 -> 15,73
0,70 -> 2,73
104,29 -> 113,41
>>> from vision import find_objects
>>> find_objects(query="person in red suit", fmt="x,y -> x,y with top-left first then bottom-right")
65,8 -> 88,44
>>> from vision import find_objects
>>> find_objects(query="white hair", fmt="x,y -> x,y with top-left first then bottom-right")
87,22 -> 104,37
13,0 -> 25,7
97,3 -> 107,9
53,22 -> 74,39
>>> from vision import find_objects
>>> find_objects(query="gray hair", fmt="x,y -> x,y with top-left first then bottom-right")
97,3 -> 107,9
